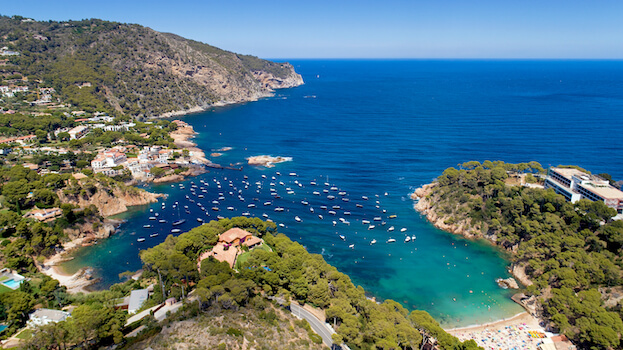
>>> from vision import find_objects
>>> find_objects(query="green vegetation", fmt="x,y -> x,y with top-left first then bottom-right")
124,301 -> 326,350
21,278 -> 142,349
138,217 -> 479,350
15,328 -> 33,339
0,16 -> 298,117
425,161 -> 623,349
0,284 -> 12,294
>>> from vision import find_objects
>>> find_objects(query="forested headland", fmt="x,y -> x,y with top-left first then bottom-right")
0,15 -> 303,117
413,161 -> 623,349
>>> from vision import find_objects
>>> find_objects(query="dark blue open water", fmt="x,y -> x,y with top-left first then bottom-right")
63,60 -> 623,327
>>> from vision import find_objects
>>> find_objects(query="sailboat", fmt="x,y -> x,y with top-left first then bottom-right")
172,205 -> 186,226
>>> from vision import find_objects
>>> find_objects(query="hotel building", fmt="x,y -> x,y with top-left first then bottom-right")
544,167 -> 623,214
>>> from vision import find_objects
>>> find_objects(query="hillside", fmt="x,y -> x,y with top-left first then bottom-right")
125,303 -> 327,350
0,16 -> 303,117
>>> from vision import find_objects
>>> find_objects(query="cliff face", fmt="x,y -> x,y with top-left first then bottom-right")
412,184 -> 487,240
63,218 -> 118,242
0,17 -> 304,116
58,185 -> 162,217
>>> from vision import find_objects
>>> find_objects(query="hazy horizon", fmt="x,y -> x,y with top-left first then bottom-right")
3,0 -> 623,59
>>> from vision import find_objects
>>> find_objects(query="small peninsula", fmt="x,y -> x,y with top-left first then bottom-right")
412,161 -> 623,350
247,155 -> 293,168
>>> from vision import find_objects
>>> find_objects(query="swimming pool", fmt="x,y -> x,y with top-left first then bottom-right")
3,278 -> 22,289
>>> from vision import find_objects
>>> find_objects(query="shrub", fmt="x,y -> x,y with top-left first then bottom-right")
309,333 -> 323,344
226,327 -> 243,337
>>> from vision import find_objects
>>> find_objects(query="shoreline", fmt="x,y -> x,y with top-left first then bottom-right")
169,121 -> 212,167
446,312 -> 547,350
444,311 -> 540,333
411,183 -> 544,336
38,239 -> 97,294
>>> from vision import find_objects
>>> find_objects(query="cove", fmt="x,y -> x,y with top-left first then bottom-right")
62,60 -> 623,327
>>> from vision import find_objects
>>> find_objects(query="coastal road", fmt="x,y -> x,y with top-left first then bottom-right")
269,296 -> 347,350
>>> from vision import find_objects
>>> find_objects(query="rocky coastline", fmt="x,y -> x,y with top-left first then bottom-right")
57,184 -> 163,217
152,66 -> 304,119
411,182 -> 538,314
37,218 -> 125,293
43,68 -> 303,294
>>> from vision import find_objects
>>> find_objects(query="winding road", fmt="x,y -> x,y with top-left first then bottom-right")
269,296 -> 348,350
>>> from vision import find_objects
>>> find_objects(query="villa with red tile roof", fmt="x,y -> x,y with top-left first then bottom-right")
197,228 -> 264,269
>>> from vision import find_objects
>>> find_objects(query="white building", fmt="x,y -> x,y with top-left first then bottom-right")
67,125 -> 89,140
89,115 -> 114,123
128,289 -> 149,314
28,308 -> 71,327
544,167 -> 623,214
91,151 -> 126,170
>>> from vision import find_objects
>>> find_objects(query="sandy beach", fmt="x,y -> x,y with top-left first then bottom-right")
38,240 -> 95,294
446,312 -> 547,350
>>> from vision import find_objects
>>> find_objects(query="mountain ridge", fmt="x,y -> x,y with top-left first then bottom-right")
0,16 -> 303,117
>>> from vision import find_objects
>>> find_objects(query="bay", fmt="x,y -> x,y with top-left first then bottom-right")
62,60 -> 623,327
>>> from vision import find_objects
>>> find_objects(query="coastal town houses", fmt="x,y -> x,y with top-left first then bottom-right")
544,167 -> 623,214
138,146 -> 173,164
23,207 -> 62,222
67,125 -> 89,140
91,149 -> 127,169
0,46 -> 20,56
0,134 -> 36,145
0,85 -> 28,98
91,122 -> 135,132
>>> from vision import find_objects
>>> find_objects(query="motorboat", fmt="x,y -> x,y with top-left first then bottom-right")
172,219 -> 186,226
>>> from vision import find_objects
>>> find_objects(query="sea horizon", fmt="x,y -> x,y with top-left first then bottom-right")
62,59 -> 623,328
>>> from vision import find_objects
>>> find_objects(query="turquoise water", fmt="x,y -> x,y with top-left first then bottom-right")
3,278 -> 22,289
62,60 -> 623,328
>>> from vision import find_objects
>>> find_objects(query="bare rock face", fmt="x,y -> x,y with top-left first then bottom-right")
63,219 -> 117,242
153,174 -> 185,183
496,277 -> 520,289
253,69 -> 305,90
58,184 -> 162,217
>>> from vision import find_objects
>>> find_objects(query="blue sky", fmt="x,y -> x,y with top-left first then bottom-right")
2,0 -> 622,59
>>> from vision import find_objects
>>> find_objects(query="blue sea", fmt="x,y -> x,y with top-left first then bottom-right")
62,60 -> 623,328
